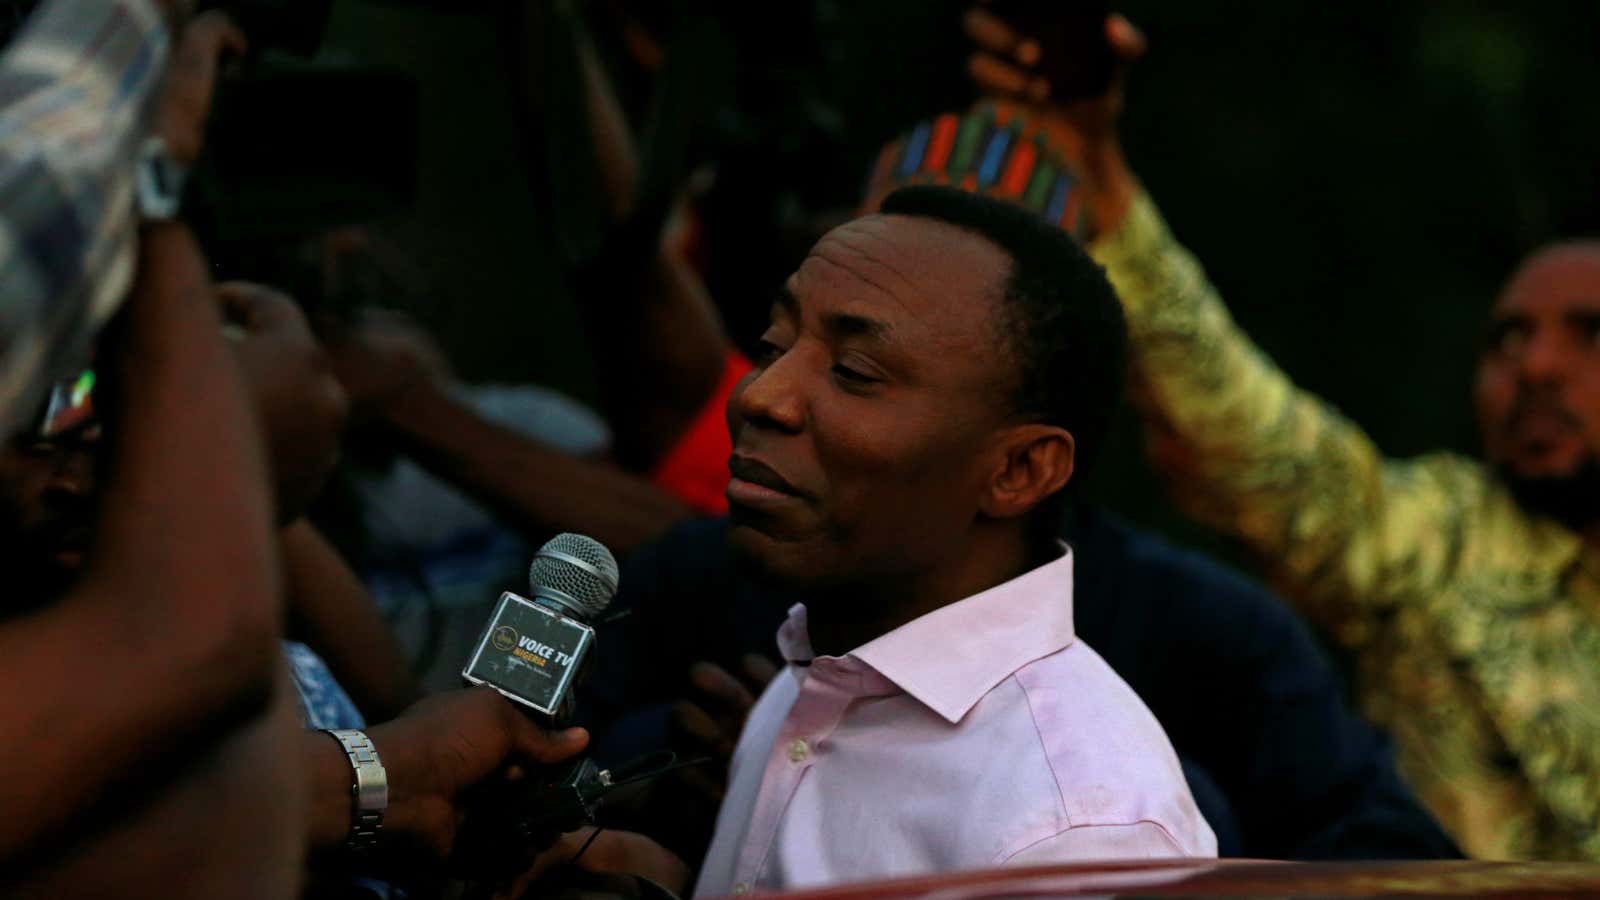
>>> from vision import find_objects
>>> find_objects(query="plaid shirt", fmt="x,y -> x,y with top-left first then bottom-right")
1095,192 -> 1600,861
0,0 -> 167,433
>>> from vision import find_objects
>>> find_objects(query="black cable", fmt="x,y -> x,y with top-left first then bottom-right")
568,824 -> 606,865
607,755 -> 713,791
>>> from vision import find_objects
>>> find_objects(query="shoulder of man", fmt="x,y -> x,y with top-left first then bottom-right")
1010,640 -> 1214,856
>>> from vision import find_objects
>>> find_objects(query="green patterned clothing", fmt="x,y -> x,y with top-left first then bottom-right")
1092,192 -> 1600,861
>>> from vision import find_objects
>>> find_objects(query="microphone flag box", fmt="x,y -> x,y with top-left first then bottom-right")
463,592 -> 594,715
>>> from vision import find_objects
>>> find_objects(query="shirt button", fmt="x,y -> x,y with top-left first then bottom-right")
733,882 -> 750,895
788,738 -> 809,762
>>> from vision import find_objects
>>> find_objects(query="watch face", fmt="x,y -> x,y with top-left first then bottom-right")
136,138 -> 185,220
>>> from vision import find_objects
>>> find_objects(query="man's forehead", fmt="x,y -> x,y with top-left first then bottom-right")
789,214 -> 1009,326
1495,241 -> 1600,316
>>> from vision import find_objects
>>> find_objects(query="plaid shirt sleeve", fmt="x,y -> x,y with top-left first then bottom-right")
0,0 -> 167,432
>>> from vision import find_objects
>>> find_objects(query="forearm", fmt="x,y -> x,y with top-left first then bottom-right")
1092,193 -> 1396,588
575,13 -> 639,222
94,223 -> 281,680
303,730 -> 361,853
0,225 -> 282,856
580,244 -> 729,470
382,379 -> 691,555
282,520 -> 423,724
566,15 -> 729,469
301,722 -> 445,858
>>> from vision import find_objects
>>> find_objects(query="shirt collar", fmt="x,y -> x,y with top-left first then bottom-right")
776,544 -> 1077,724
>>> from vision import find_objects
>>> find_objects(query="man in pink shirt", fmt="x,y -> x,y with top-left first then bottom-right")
695,185 -> 1215,897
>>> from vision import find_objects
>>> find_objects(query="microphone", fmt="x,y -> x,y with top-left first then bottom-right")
461,533 -> 619,723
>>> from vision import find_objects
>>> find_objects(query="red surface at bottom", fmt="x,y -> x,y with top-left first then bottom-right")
739,859 -> 1600,899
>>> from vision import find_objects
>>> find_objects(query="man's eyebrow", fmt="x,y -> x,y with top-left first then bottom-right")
823,312 -> 892,341
775,285 -> 893,340
774,286 -> 798,313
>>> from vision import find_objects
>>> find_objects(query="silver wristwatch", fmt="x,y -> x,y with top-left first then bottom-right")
324,728 -> 388,852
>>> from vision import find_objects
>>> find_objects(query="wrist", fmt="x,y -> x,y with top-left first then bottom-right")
356,718 -> 425,844
307,732 -> 361,850
373,373 -> 452,432
1077,143 -> 1136,242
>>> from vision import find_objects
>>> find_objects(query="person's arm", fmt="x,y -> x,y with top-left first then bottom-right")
0,222 -> 284,860
383,378 -> 691,556
510,3 -> 730,472
301,689 -> 587,860
965,11 -> 1470,642
0,0 -> 175,435
299,688 -> 687,898
324,310 -> 692,556
1095,193 -> 1480,631
282,519 -> 424,724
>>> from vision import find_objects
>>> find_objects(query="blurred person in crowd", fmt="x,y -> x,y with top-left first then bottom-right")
0,215 -> 305,894
0,3 -> 683,892
530,2 -> 745,515
0,278 -> 690,897
964,5 -> 1600,861
312,8 -> 736,684
217,273 -> 687,895
665,184 -> 1213,896
214,283 -> 688,895
0,1 -> 310,894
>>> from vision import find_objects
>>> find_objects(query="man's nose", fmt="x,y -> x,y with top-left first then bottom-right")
1519,330 -> 1573,385
46,446 -> 97,502
732,354 -> 806,435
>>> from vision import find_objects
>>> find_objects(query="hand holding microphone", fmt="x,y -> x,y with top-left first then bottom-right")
356,689 -> 589,860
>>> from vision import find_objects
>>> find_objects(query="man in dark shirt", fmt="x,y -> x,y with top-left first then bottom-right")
586,508 -> 1461,863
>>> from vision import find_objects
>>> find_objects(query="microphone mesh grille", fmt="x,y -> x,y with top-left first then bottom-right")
528,533 -> 619,620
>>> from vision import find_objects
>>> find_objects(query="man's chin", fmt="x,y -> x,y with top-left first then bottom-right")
727,520 -> 827,590
1500,456 -> 1600,531
0,561 -> 80,619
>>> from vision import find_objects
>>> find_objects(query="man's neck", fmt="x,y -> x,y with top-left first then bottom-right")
801,529 -> 1039,659
1583,520 -> 1600,554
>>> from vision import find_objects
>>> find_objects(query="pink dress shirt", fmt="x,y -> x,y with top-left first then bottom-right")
693,547 -> 1216,897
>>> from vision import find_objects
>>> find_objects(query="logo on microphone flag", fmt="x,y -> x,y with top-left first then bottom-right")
463,592 -> 595,715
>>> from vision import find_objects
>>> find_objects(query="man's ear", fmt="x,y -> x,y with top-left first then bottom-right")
978,424 -> 1075,520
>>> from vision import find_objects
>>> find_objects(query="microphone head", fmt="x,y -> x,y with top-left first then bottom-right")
528,533 -> 619,622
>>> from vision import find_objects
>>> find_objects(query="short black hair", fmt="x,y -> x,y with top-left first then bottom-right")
878,185 -> 1128,527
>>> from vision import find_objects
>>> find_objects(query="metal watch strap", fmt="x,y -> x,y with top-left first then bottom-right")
323,728 -> 387,852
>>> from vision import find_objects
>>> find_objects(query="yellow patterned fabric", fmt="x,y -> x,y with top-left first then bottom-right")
1091,192 -> 1600,861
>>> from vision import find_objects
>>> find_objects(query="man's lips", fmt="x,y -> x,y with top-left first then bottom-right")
41,525 -> 91,569
727,454 -> 807,508
1505,402 -> 1583,450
